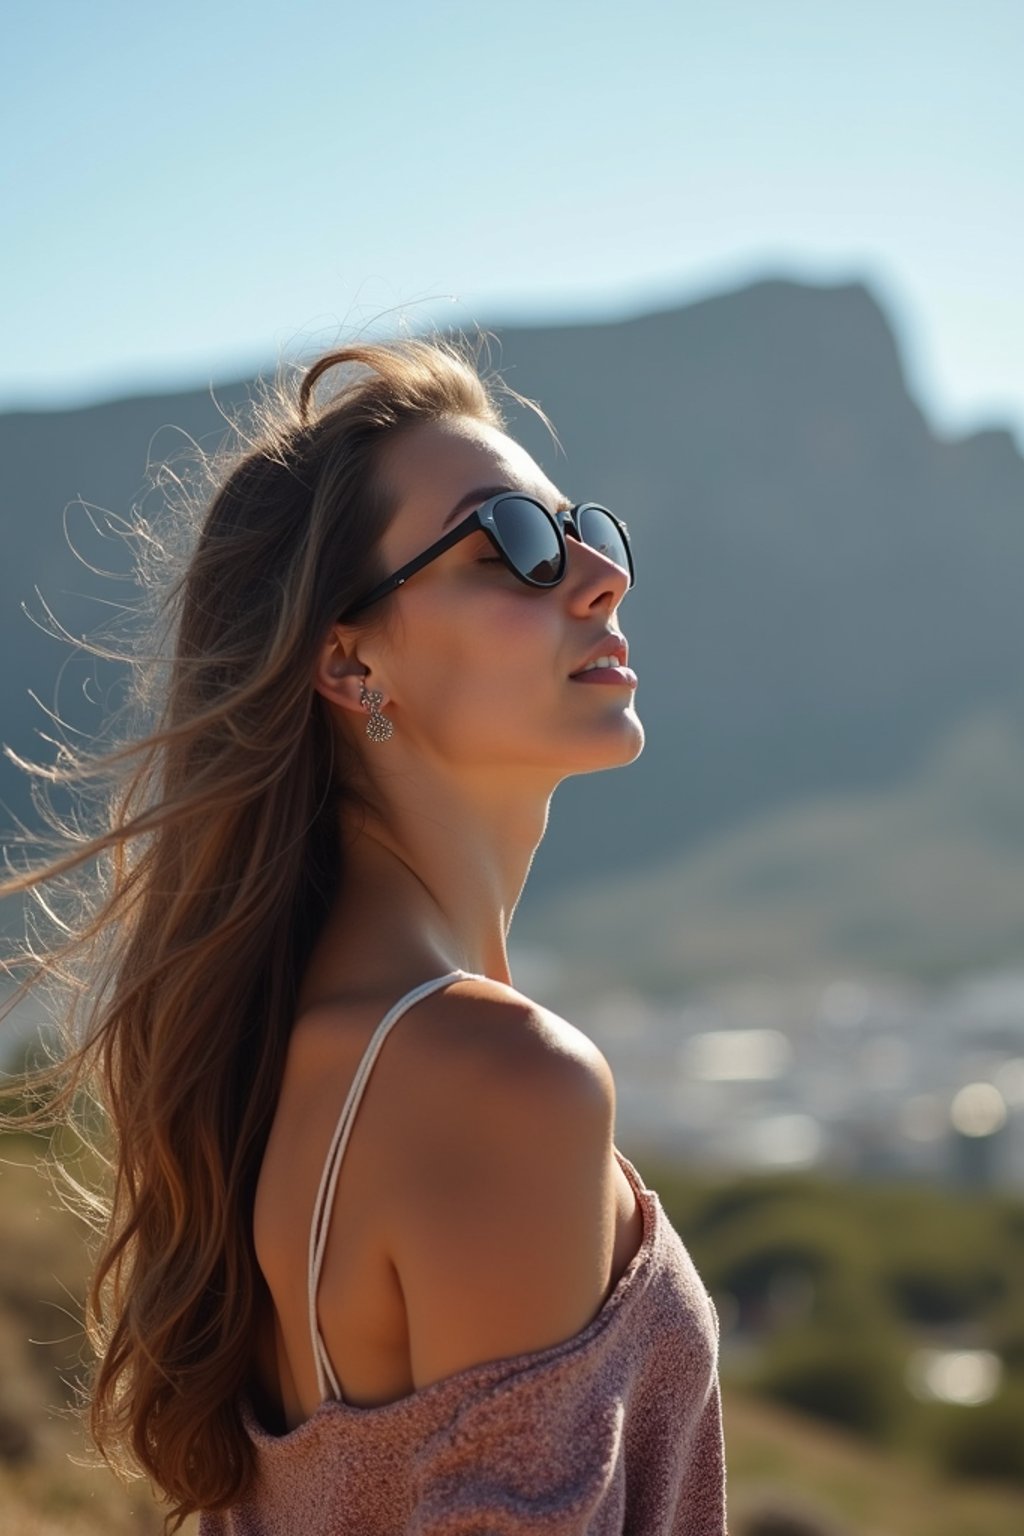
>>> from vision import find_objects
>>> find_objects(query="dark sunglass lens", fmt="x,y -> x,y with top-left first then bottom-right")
578,507 -> 632,580
492,498 -> 563,584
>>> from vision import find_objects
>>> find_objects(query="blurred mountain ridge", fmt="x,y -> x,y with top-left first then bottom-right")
517,703 -> 1024,991
1,275 -> 1022,985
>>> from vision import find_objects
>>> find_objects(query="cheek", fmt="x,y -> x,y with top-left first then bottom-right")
409,592 -> 561,702
465,594 -> 562,674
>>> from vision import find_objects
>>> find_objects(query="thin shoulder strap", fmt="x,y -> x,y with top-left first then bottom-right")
307,968 -> 472,1403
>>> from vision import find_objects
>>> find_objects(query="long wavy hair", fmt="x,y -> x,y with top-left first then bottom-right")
0,334 -> 549,1530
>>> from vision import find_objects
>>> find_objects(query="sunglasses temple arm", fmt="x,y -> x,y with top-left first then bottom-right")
339,512 -> 483,619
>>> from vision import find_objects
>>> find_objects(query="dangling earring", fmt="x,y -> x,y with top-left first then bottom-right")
359,678 -> 394,743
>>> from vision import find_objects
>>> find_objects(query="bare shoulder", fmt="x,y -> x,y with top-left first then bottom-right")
408,973 -> 614,1099
383,976 -> 621,1392
291,971 -> 608,1079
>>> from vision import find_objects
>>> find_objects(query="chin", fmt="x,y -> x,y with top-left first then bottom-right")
566,713 -> 645,774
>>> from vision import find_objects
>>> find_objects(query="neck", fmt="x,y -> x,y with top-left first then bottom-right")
329,767 -> 557,990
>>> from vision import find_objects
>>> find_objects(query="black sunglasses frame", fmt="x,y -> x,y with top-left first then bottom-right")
338,492 -> 634,622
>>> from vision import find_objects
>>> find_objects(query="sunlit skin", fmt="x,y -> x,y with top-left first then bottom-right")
310,415 -> 643,988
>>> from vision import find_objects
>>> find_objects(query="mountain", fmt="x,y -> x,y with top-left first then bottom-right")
514,704 -> 1024,993
1,277 -> 1022,983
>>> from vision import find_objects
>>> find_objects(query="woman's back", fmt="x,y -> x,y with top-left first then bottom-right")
251,968 -> 645,1432
208,971 -> 725,1534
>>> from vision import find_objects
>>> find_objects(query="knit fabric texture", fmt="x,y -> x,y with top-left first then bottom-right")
197,1147 -> 727,1534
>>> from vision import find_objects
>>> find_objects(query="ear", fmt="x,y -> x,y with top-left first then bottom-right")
311,625 -> 389,720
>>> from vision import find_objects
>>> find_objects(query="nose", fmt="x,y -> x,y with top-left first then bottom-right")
564,526 -> 631,607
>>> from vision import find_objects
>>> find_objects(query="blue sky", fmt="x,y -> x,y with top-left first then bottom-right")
4,0 -> 1022,443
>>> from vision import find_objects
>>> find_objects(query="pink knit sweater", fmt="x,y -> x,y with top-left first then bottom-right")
197,971 -> 727,1532
198,1145 -> 726,1533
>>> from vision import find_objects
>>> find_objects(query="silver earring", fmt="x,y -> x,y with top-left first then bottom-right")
359,679 -> 394,743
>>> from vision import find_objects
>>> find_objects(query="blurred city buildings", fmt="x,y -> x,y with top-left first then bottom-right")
5,961 -> 1024,1190
513,953 -> 1024,1191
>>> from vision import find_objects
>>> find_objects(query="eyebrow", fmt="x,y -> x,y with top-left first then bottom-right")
441,485 -> 572,530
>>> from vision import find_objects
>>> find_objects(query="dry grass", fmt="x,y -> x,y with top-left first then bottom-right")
3,1131 -> 1023,1535
724,1391 -> 1024,1536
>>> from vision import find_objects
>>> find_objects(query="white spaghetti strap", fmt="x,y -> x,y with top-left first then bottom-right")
306,969 -> 473,1403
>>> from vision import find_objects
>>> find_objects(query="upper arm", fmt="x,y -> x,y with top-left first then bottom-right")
387,999 -> 619,1394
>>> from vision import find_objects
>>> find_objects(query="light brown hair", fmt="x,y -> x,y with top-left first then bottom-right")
0,335 -> 549,1530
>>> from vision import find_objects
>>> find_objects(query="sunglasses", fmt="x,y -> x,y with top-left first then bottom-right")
338,492 -> 635,622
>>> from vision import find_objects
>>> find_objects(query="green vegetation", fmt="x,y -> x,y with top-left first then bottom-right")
2,1126 -> 1024,1533
638,1150 -> 1024,1488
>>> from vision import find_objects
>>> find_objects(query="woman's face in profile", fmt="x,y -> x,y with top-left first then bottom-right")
363,413 -> 644,783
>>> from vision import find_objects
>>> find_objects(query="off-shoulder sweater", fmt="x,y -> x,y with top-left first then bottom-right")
197,970 -> 728,1534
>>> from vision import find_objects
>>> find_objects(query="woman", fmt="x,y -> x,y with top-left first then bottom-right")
0,337 -> 726,1533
